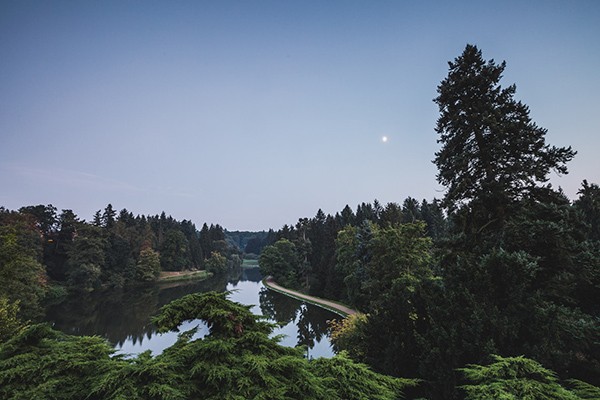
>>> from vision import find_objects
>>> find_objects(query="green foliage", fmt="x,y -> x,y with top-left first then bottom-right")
320,46 -> 599,399
0,223 -> 46,319
329,313 -> 369,360
43,283 -> 68,302
565,379 -> 600,399
90,350 -> 190,400
1,204 -> 240,294
103,231 -> 136,288
367,222 -> 433,296
0,323 -> 117,400
2,44 -> 599,400
310,351 -> 419,400
205,251 -> 228,274
160,229 -> 190,271
335,225 -> 364,306
331,220 -> 440,385
574,180 -> 600,242
152,291 -> 416,399
66,225 -> 105,291
434,44 -> 575,213
136,247 -> 161,282
18,204 -> 57,235
0,297 -> 24,342
152,291 -> 267,336
259,239 -> 302,288
460,355 -> 597,400
0,292 -> 418,399
45,208 -> 81,281
334,221 -> 433,312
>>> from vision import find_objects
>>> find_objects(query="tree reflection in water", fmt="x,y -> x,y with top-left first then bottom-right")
259,287 -> 300,324
44,273 -> 229,347
258,287 -> 333,354
44,267 -> 337,358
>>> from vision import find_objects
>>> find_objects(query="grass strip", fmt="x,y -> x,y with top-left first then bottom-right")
158,270 -> 213,282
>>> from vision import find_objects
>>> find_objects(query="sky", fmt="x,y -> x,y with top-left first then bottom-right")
1,1 -> 599,231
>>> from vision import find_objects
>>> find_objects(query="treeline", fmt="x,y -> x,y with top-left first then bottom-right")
226,229 -> 277,257
259,198 -> 445,294
259,45 -> 600,399
0,204 -> 240,319
261,190 -> 600,397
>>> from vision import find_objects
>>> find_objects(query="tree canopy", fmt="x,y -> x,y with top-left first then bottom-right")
434,44 -> 575,214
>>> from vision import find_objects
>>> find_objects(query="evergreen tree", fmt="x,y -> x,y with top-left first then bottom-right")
66,225 -> 105,291
434,44 -> 575,219
48,209 -> 81,281
160,229 -> 190,271
0,223 -> 46,319
102,204 -> 117,229
574,180 -> 600,242
379,202 -> 403,227
259,239 -> 302,288
340,205 -> 355,226
460,355 -> 595,400
3,290 -> 423,399
18,204 -> 57,235
199,223 -> 212,258
401,197 -> 421,223
92,210 -> 102,227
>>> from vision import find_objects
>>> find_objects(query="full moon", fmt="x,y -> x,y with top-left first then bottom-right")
382,136 -> 388,143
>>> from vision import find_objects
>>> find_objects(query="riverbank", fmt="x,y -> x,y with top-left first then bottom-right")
263,277 -> 357,317
158,270 -> 213,282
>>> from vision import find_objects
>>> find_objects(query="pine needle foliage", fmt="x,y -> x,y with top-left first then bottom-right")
0,291 -> 415,399
310,351 -> 419,399
0,324 -> 116,400
434,44 -> 576,212
460,355 -> 597,400
565,379 -> 600,399
0,297 -> 24,342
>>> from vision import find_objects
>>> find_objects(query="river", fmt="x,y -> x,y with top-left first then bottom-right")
44,266 -> 337,359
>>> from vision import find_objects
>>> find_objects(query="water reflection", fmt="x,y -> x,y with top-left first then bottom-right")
258,288 -> 334,357
44,267 -> 338,358
45,273 -> 228,348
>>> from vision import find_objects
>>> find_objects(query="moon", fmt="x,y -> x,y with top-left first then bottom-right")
382,136 -> 388,143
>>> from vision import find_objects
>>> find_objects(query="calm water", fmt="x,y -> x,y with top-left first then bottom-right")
44,266 -> 337,358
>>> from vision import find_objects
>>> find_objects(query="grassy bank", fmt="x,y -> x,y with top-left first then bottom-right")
158,270 -> 213,282
241,258 -> 259,267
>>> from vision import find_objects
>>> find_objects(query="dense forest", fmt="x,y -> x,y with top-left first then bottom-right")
258,45 -> 600,398
1,45 -> 600,399
0,203 -> 242,321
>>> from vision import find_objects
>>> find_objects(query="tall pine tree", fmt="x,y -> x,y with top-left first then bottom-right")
434,44 -> 575,219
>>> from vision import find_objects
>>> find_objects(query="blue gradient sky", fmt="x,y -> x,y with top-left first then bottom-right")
1,1 -> 599,230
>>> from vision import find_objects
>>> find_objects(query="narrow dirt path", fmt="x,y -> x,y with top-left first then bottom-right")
263,277 -> 357,317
